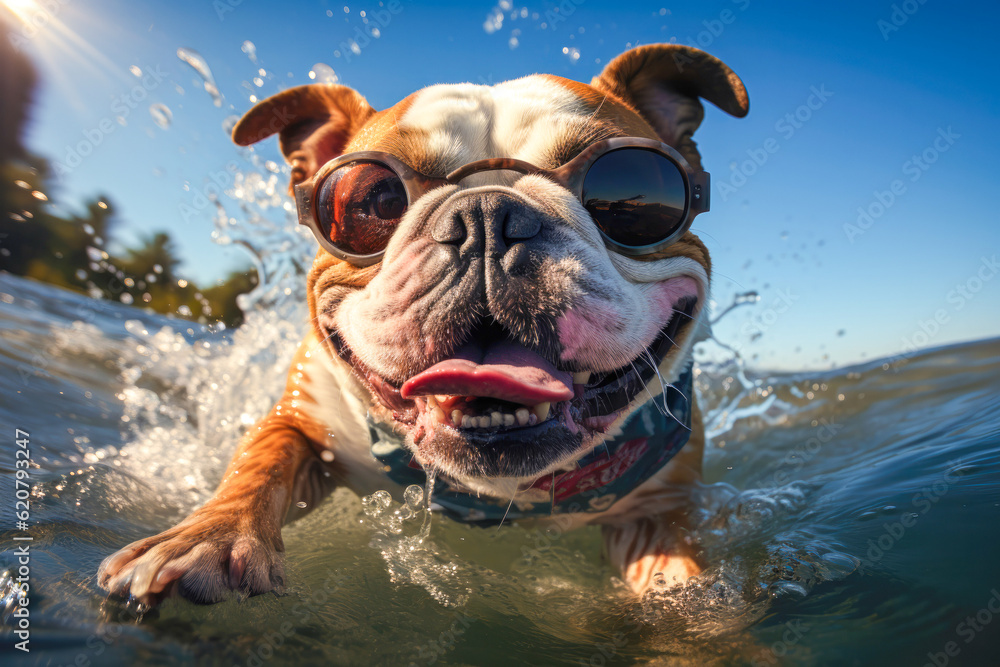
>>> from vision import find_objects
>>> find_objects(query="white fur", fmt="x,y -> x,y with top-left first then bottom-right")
399,77 -> 592,168
298,347 -> 404,496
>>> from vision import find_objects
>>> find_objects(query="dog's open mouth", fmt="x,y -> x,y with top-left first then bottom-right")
328,295 -> 698,477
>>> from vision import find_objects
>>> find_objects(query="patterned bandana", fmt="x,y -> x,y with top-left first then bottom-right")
369,366 -> 694,525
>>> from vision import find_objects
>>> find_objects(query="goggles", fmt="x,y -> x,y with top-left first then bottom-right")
294,137 -> 710,267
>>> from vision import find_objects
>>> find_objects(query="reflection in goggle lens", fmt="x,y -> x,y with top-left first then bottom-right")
316,161 -> 407,256
582,148 -> 688,248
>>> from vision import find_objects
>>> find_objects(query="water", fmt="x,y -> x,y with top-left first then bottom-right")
2,266 -> 999,665
3,41 -> 999,665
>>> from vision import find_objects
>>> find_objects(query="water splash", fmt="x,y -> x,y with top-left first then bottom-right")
177,47 -> 224,108
0,570 -> 29,625
361,483 -> 472,607
638,482 -> 859,638
710,290 -> 760,326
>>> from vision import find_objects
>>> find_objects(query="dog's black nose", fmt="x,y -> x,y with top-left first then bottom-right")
431,191 -> 541,272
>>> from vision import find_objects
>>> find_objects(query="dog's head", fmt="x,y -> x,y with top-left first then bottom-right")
233,45 -> 747,497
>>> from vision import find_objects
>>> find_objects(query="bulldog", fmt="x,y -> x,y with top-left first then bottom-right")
98,44 -> 748,606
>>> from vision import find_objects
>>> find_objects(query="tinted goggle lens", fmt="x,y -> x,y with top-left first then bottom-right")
315,161 -> 407,256
581,148 -> 688,249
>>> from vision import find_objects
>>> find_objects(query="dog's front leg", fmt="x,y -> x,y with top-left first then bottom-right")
603,514 -> 702,595
602,408 -> 707,596
98,409 -> 332,606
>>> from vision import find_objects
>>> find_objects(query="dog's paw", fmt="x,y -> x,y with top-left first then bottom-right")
626,550 -> 701,594
97,510 -> 285,607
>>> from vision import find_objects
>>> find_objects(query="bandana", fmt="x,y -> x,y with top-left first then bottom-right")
369,366 -> 694,525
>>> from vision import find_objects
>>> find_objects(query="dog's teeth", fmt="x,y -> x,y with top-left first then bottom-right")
532,402 -> 551,422
503,413 -> 515,427
572,371 -> 591,385
431,407 -> 446,424
490,411 -> 503,427
451,409 -> 463,426
435,394 -> 451,403
426,395 -> 438,408
515,407 -> 530,426
461,415 -> 473,428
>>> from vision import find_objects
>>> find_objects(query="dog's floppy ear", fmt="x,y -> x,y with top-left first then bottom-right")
232,84 -> 375,192
591,44 -> 748,170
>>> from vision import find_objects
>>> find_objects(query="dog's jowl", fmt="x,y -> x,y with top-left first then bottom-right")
98,44 -> 748,606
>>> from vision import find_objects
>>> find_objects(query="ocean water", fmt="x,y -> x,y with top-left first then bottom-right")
1,267 -> 999,666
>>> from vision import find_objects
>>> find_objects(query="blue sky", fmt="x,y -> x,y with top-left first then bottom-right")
6,0 -> 999,369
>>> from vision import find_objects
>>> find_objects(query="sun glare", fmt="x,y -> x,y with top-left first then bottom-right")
1,0 -> 39,21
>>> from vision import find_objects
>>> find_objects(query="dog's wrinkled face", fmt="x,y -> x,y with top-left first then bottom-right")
234,45 -> 748,498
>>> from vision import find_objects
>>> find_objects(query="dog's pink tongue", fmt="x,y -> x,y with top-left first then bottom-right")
401,339 -> 573,405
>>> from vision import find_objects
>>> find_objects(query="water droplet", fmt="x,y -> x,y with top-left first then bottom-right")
241,40 -> 257,63
311,62 -> 338,84
177,47 -> 224,107
150,103 -> 173,129
819,551 -> 859,578
222,114 -> 239,136
767,580 -> 808,600
373,489 -> 392,508
296,501 -> 307,509
404,484 -> 424,509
